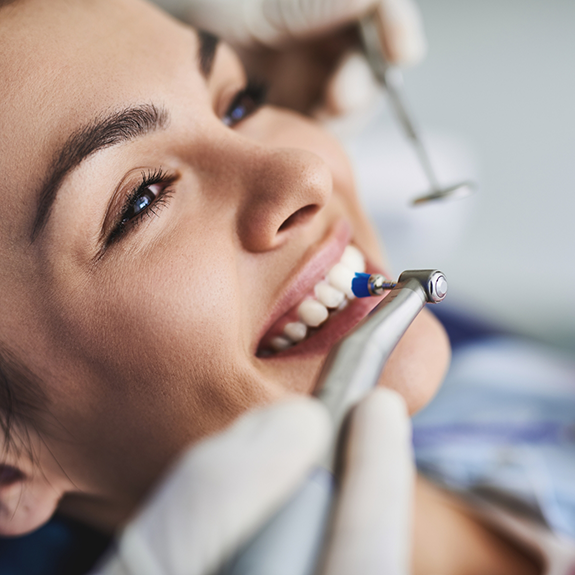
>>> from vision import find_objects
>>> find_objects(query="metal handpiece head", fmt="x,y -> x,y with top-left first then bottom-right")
352,273 -> 396,297
397,269 -> 448,303
352,269 -> 447,303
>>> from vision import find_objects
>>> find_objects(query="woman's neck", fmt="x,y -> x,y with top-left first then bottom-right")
412,476 -> 542,575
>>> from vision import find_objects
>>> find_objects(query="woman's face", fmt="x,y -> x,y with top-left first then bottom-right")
0,0 -> 449,528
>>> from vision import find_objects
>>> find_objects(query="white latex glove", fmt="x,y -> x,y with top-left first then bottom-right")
178,0 -> 426,65
154,0 -> 426,116
91,388 -> 414,575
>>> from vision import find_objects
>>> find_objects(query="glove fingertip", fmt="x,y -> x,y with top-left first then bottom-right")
377,0 -> 428,66
350,387 -> 413,459
358,387 -> 410,430
325,52 -> 380,116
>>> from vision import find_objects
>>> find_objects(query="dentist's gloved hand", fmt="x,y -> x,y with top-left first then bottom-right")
184,0 -> 425,62
155,0 -> 426,116
91,388 -> 414,575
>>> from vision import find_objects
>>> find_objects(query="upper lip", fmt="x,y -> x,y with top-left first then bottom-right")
254,219 -> 352,352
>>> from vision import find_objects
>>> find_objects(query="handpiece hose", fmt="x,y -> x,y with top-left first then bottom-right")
220,270 -> 447,575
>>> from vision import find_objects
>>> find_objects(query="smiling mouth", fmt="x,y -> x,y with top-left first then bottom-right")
257,244 -> 370,356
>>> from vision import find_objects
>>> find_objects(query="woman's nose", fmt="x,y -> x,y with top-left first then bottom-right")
236,146 -> 333,252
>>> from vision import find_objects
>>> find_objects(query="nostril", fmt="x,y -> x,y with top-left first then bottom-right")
277,205 -> 319,233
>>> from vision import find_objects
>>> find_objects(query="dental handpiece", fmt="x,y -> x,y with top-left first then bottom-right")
219,270 -> 447,575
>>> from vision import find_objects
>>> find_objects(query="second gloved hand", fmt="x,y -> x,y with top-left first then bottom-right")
183,0 -> 426,66
91,388 -> 414,575
154,0 -> 426,116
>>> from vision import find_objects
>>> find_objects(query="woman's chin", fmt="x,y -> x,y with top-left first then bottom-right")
377,308 -> 451,415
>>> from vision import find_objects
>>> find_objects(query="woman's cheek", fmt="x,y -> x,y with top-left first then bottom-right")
377,309 -> 451,415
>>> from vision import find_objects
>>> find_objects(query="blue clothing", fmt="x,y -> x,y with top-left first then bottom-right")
413,326 -> 575,539
0,516 -> 109,575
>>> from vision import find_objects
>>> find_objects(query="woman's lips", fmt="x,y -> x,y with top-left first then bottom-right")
254,219 -> 352,351
255,218 -> 389,358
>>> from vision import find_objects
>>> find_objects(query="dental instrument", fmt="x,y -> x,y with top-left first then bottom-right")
358,12 -> 476,206
220,269 -> 447,575
352,270 -> 448,300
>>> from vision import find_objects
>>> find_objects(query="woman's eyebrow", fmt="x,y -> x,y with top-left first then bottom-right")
30,104 -> 169,243
197,30 -> 219,78
30,31 -> 220,243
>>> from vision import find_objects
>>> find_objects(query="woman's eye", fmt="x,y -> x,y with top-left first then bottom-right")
107,169 -> 176,245
123,183 -> 162,224
223,80 -> 267,127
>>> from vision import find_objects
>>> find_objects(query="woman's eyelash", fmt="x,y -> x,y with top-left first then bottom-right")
223,79 -> 268,126
108,168 -> 176,244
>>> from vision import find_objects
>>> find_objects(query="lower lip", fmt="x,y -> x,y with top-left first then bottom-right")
258,266 -> 386,359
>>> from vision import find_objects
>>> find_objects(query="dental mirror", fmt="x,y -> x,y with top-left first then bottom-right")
411,181 -> 475,205
358,12 -> 476,206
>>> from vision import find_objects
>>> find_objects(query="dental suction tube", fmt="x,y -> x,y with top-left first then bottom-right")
220,270 -> 447,575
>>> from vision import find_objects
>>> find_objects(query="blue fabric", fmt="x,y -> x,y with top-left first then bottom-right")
429,303 -> 506,350
413,335 -> 575,538
0,516 -> 110,575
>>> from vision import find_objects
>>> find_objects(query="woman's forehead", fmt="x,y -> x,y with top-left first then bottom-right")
0,0 -> 201,245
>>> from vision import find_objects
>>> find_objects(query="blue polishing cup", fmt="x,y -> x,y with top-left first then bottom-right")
351,273 -> 372,298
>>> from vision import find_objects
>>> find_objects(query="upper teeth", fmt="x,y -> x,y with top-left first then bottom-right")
314,282 -> 345,309
326,264 -> 356,299
269,245 -> 366,352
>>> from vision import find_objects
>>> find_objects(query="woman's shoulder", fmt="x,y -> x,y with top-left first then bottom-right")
456,490 -> 575,575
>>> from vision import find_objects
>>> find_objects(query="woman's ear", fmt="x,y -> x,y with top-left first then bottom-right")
0,461 -> 66,536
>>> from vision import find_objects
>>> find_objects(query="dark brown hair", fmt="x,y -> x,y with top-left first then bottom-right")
0,346 -> 47,457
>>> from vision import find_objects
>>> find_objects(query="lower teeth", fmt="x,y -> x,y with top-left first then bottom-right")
284,322 -> 307,342
266,296 -> 350,353
270,336 -> 293,352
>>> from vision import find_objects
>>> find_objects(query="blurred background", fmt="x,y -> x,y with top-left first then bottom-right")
346,0 -> 575,351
